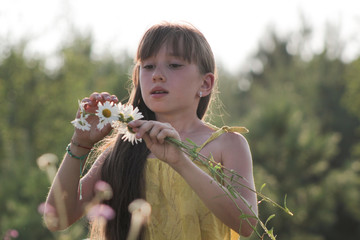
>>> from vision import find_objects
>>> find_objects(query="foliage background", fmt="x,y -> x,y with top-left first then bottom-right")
0,20 -> 359,240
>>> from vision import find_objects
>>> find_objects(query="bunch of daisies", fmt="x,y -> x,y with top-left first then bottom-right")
71,101 -> 143,144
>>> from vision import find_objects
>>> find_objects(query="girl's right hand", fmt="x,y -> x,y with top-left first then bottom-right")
71,92 -> 119,148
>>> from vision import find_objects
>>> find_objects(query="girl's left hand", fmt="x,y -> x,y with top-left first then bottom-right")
128,120 -> 186,166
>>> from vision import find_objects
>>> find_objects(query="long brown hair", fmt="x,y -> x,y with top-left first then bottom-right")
94,22 -> 216,240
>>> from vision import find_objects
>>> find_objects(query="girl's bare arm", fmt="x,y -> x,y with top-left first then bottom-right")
44,92 -> 116,231
44,143 -> 108,231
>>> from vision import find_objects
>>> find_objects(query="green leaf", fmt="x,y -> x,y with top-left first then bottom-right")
283,194 -> 294,216
260,183 -> 267,192
265,214 -> 275,226
185,138 -> 198,146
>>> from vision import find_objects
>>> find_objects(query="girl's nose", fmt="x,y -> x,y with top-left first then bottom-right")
152,68 -> 166,82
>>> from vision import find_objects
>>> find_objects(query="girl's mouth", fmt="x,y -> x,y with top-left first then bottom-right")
150,87 -> 169,97
152,90 -> 168,94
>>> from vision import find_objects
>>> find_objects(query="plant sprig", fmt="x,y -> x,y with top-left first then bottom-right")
165,136 -> 293,239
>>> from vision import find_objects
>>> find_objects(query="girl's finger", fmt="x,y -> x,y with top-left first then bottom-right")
135,121 -> 155,139
156,128 -> 174,144
86,92 -> 118,109
128,119 -> 148,129
140,132 -> 152,146
148,124 -> 167,145
80,98 -> 92,110
89,92 -> 101,101
110,95 -> 119,103
100,92 -> 111,101
148,124 -> 162,139
81,97 -> 91,103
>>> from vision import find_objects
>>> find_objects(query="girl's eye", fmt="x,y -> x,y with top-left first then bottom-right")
169,63 -> 182,68
143,64 -> 154,70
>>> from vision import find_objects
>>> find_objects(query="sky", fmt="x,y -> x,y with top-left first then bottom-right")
0,0 -> 359,72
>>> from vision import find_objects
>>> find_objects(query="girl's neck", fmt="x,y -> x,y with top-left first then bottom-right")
155,113 -> 205,136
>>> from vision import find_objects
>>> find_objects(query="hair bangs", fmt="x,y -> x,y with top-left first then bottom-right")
137,24 -> 197,64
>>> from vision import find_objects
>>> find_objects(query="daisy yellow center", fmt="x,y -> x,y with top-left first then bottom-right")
126,116 -> 134,123
102,109 -> 112,118
119,113 -> 125,122
127,125 -> 135,133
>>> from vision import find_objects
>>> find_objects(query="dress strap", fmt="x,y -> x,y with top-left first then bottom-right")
196,125 -> 249,152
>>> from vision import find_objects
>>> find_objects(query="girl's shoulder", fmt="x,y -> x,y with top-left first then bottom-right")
216,127 -> 249,150
204,124 -> 249,148
215,127 -> 252,171
199,124 -> 250,163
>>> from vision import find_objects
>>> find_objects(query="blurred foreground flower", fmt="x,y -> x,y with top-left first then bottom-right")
127,199 -> 152,240
3,229 -> 19,240
37,154 -> 69,229
94,180 -> 113,201
37,153 -> 58,182
37,153 -> 58,170
87,204 -> 115,221
38,202 -> 59,229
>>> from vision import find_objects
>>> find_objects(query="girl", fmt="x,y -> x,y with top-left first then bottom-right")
45,22 -> 258,239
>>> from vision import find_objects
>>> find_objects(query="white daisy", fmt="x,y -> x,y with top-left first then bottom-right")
71,117 -> 91,131
124,105 -> 144,123
111,120 -> 128,133
113,104 -> 144,145
78,100 -> 88,120
122,130 -> 142,145
71,100 -> 92,131
116,103 -> 129,123
96,101 -> 120,130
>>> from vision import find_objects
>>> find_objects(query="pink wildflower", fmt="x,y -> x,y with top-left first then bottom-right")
87,204 -> 115,221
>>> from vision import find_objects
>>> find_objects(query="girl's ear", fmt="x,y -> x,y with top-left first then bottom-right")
199,73 -> 215,97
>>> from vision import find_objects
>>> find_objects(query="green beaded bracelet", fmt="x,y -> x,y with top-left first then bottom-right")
66,143 -> 90,160
66,143 -> 92,200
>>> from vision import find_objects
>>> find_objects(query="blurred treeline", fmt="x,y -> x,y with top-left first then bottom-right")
1,22 -> 360,240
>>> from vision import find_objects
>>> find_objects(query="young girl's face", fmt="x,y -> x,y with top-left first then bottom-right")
139,43 -> 204,116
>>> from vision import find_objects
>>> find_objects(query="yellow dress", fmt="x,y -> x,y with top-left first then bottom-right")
144,126 -> 248,240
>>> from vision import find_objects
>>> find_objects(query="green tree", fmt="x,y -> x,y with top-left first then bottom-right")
0,43 -> 56,239
343,58 -> 360,120
223,24 -> 360,239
